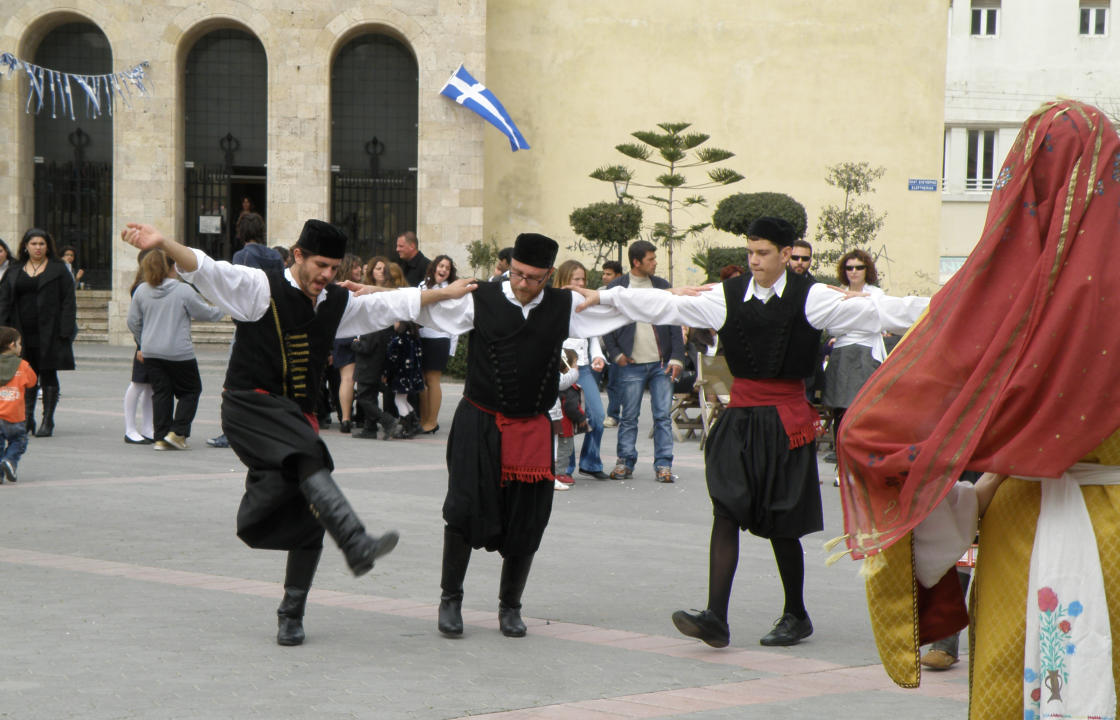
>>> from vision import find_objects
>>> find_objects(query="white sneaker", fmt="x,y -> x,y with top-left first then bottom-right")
553,478 -> 570,491
162,432 -> 190,450
603,417 -> 618,428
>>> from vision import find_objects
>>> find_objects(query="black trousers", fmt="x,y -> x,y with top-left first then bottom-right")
145,357 -> 203,440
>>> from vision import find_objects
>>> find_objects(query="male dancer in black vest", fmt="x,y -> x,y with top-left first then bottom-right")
571,217 -> 929,647
121,220 -> 476,646
407,233 -> 634,639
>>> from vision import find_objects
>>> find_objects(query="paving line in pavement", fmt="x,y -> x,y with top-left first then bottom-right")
0,545 -> 968,717
1,464 -> 448,487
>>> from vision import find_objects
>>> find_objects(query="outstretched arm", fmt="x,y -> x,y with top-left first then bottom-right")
337,278 -> 478,338
571,285 -> 727,331
122,223 -> 270,321
121,224 -> 199,272
804,284 -> 929,335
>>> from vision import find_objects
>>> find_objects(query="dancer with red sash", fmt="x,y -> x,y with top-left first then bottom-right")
408,233 -> 636,639
121,220 -> 476,647
573,217 -> 927,647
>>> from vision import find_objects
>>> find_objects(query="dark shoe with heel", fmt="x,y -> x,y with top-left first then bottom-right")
759,612 -> 813,646
438,595 -> 464,637
498,604 -> 526,638
298,470 -> 399,576
672,609 -> 730,648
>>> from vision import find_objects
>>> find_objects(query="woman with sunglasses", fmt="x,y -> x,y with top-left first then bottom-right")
821,249 -> 883,470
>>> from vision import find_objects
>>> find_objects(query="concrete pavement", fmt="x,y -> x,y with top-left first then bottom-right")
0,343 -> 969,719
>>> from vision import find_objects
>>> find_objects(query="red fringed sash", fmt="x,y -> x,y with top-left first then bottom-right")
729,378 -> 817,449
469,399 -> 554,485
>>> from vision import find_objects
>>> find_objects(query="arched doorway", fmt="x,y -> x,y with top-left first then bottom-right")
183,28 -> 267,259
32,21 -> 113,288
330,33 -> 418,260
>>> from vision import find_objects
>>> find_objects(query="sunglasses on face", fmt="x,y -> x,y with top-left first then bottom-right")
790,255 -> 811,262
845,265 -> 866,271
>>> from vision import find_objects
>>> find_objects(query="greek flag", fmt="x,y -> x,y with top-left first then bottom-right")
440,64 -> 529,152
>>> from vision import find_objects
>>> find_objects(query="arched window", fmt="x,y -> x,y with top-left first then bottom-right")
33,21 -> 112,288
183,28 -> 267,259
330,33 -> 418,259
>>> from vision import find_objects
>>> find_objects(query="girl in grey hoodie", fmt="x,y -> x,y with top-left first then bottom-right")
127,249 -> 223,450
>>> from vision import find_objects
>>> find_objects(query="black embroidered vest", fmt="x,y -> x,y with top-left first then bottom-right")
224,271 -> 349,414
464,283 -> 572,416
718,270 -> 820,379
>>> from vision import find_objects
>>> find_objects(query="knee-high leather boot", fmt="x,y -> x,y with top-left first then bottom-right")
24,386 -> 37,434
438,527 -> 472,637
298,469 -> 399,576
276,547 -> 322,646
36,386 -> 58,437
498,554 -> 534,638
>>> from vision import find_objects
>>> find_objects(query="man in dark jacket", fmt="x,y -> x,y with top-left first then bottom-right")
395,231 -> 430,287
602,240 -> 684,484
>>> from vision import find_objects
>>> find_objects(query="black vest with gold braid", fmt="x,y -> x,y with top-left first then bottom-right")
718,270 -> 820,380
224,270 -> 349,414
464,282 -> 572,417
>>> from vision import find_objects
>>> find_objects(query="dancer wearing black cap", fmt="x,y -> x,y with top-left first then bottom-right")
392,233 -> 636,639
571,217 -> 929,648
121,220 -> 477,646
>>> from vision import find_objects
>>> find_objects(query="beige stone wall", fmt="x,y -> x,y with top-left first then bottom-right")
1,0 -> 947,349
484,0 -> 948,294
1,0 -> 485,344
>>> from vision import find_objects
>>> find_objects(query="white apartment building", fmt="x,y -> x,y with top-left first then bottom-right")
942,0 -> 1117,281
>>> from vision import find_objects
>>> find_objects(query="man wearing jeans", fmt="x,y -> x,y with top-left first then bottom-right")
602,241 -> 684,483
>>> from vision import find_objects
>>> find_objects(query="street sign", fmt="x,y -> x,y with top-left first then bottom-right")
908,179 -> 938,191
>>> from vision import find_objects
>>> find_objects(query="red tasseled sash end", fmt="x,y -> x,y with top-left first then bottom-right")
494,411 -> 554,486
730,378 -> 818,449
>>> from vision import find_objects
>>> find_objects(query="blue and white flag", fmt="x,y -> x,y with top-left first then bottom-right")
440,64 -> 529,152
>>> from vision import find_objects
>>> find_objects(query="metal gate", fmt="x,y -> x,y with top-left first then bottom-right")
184,164 -> 231,260
330,169 -> 417,260
33,157 -> 112,289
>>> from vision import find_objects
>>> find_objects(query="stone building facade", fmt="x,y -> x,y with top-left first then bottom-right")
1,1 -> 947,344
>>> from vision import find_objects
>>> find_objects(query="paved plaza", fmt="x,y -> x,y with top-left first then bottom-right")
0,343 -> 970,719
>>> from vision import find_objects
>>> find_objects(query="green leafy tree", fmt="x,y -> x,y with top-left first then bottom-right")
568,201 -> 643,269
590,122 -> 744,283
712,192 -> 807,239
814,162 -> 887,268
466,238 -> 498,278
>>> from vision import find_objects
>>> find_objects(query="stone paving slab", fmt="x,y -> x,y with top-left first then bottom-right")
0,343 -> 970,719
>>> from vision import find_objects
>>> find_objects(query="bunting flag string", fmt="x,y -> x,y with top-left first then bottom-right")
0,52 -> 152,120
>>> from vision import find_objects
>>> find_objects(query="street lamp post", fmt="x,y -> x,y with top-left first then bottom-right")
613,178 -> 629,263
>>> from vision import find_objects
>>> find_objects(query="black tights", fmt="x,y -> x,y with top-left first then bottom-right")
706,514 -> 807,621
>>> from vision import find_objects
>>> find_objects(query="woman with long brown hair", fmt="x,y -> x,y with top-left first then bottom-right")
417,255 -> 458,434
821,248 -> 884,453
0,228 -> 77,437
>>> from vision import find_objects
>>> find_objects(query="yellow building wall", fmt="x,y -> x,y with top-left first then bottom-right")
484,0 -> 948,294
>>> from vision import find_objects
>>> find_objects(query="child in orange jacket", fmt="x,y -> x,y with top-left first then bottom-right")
0,326 -> 37,482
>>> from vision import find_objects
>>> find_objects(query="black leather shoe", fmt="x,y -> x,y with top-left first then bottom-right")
759,612 -> 813,646
277,616 -> 305,646
578,468 -> 610,480
671,609 -> 730,648
124,435 -> 154,445
340,421 -> 352,433
498,604 -> 526,638
438,595 -> 464,637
